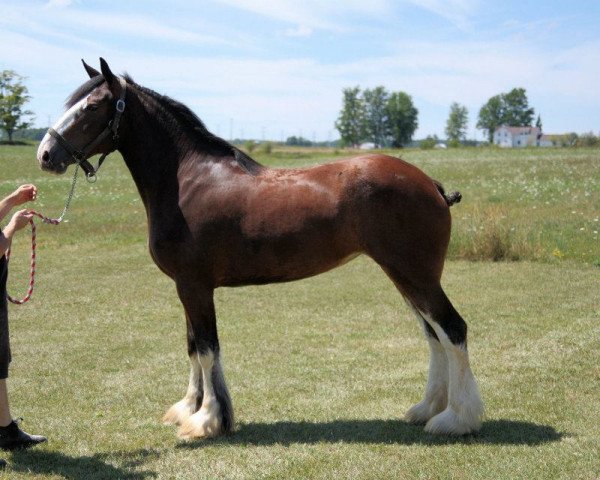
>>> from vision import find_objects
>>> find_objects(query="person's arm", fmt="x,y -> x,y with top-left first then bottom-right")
0,185 -> 37,256
0,210 -> 34,256
0,185 -> 37,223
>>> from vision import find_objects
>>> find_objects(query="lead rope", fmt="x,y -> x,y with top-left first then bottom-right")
6,165 -> 80,305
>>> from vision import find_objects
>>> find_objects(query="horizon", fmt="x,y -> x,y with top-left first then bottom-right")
1,0 -> 599,142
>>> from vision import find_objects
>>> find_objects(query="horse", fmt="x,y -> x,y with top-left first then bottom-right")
36,58 -> 484,439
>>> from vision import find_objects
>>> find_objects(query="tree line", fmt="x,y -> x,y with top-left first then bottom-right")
1,69 -> 598,148
334,85 -> 558,147
335,86 -> 418,148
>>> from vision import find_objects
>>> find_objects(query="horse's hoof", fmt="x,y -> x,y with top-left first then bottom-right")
405,398 -> 446,425
424,407 -> 482,435
177,405 -> 223,440
162,399 -> 195,426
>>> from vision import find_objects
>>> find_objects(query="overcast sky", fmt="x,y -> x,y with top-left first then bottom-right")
2,0 -> 599,141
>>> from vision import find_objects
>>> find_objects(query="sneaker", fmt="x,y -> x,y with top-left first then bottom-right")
0,419 -> 47,450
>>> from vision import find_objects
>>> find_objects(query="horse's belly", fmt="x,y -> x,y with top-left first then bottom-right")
215,234 -> 360,287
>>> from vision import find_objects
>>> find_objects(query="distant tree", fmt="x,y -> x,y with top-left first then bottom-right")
335,87 -> 367,147
476,94 -> 503,143
420,135 -> 438,149
0,70 -> 34,143
363,86 -> 389,147
575,132 -> 599,148
243,140 -> 256,153
535,114 -> 542,131
445,102 -> 469,144
566,132 -> 579,147
477,88 -> 535,143
285,135 -> 312,147
12,127 -> 46,141
386,91 -> 418,147
502,88 -> 535,127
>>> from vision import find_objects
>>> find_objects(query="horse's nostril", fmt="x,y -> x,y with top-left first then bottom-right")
42,151 -> 50,163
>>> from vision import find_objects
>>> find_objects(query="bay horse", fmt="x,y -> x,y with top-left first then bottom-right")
37,58 -> 484,438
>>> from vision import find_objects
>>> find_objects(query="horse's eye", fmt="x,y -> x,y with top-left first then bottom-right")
85,104 -> 99,112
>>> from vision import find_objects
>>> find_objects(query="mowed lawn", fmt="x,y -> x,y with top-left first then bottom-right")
0,145 -> 598,479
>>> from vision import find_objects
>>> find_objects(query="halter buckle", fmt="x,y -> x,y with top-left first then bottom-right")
116,99 -> 126,113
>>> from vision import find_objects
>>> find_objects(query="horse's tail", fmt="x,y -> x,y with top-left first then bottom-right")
434,180 -> 462,207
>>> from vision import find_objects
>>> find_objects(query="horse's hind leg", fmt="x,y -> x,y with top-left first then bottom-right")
404,309 -> 448,424
163,320 -> 203,426
172,282 -> 234,440
408,284 -> 484,435
385,269 -> 483,435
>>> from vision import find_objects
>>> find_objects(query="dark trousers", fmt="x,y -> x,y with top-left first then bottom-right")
0,256 -> 10,379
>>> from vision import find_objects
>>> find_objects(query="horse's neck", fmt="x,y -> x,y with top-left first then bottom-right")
117,91 -> 235,213
118,122 -> 181,210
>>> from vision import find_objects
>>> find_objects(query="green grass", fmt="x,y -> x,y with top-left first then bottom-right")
0,144 -> 598,479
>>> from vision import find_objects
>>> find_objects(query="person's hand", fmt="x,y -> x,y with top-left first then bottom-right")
10,184 -> 37,206
7,209 -> 34,232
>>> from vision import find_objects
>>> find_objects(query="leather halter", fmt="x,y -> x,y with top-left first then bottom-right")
47,77 -> 127,179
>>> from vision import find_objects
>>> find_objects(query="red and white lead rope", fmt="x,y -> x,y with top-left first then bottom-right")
6,212 -> 62,305
5,165 -> 80,305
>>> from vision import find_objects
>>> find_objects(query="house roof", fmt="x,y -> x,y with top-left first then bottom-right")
495,126 -> 541,135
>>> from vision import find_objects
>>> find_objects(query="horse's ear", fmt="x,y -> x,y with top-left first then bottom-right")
82,59 -> 100,78
99,57 -> 117,86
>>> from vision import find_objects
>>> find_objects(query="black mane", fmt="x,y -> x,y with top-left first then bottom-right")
123,74 -> 263,176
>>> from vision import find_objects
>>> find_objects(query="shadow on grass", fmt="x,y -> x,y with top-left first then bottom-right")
178,418 -> 565,448
10,448 -> 159,479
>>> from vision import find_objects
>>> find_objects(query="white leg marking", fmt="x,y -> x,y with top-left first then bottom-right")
406,329 -> 449,424
178,350 -> 223,440
423,317 -> 484,435
163,355 -> 201,426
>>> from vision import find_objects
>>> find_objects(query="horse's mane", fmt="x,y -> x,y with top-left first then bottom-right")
66,74 -> 263,176
123,74 -> 263,176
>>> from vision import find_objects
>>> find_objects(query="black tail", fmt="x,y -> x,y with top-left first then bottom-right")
434,181 -> 462,207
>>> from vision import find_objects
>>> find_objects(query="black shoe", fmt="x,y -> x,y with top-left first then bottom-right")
0,419 -> 47,450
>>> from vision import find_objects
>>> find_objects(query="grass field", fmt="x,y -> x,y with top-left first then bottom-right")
0,144 -> 598,479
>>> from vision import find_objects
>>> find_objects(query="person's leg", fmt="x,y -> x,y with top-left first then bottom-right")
0,257 -> 46,450
0,379 -> 46,449
0,380 -> 11,426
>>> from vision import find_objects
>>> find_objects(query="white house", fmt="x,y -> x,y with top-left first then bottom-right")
493,126 -> 553,148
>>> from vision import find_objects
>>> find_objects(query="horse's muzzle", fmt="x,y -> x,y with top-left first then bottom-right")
37,137 -> 68,174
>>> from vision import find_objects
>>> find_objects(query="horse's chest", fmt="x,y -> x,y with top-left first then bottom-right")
147,222 -> 193,277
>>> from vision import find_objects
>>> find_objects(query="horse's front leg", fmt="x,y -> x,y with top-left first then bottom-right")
163,322 -> 203,426
174,282 -> 234,440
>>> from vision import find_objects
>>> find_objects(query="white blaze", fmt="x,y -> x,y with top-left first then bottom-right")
37,95 -> 88,158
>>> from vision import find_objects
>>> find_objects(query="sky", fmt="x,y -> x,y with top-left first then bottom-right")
1,0 -> 599,142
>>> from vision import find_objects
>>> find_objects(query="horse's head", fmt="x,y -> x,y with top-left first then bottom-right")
37,58 -> 127,177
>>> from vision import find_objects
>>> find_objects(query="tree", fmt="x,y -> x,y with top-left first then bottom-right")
363,86 -> 389,147
445,102 -> 469,144
535,114 -> 542,131
0,70 -> 34,143
477,87 -> 535,143
476,94 -> 503,143
335,86 -> 367,147
502,88 -> 534,127
386,91 -> 418,147
420,135 -> 438,149
285,135 -> 312,147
